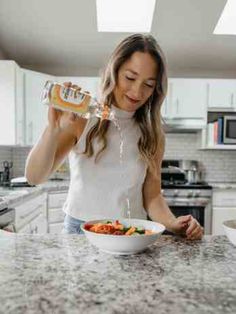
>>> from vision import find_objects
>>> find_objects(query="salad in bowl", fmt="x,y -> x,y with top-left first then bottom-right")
81,219 -> 165,255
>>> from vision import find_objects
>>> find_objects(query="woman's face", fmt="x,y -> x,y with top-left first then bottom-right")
113,51 -> 157,112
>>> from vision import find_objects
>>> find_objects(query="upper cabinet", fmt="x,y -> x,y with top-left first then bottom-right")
24,69 -> 55,145
207,79 -> 236,109
161,97 -> 169,119
169,79 -> 206,119
162,79 -> 207,131
2,58 -> 236,146
0,61 -> 24,145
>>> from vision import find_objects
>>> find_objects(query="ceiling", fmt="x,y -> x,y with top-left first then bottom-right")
0,0 -> 235,77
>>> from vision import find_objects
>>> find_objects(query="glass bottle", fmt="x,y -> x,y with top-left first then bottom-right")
41,80 -> 114,120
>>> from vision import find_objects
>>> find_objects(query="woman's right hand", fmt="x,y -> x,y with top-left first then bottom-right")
47,82 -> 82,135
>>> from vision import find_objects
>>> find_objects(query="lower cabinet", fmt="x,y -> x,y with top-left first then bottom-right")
212,207 -> 236,235
18,213 -> 47,234
212,188 -> 236,235
47,191 -> 68,234
14,189 -> 68,234
16,193 -> 47,234
49,222 -> 64,234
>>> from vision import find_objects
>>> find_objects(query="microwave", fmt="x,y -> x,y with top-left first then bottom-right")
221,116 -> 236,144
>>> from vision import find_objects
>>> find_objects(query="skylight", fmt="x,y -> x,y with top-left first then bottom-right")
214,0 -> 236,35
96,0 -> 156,32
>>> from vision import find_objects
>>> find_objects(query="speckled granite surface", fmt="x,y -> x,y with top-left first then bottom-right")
0,180 -> 69,210
0,234 -> 235,314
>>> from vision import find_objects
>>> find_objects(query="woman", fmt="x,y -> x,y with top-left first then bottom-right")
25,34 -> 203,240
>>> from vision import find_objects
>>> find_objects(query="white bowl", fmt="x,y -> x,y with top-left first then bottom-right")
81,219 -> 165,255
223,220 -> 236,246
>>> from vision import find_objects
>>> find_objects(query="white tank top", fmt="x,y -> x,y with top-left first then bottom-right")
63,105 -> 148,221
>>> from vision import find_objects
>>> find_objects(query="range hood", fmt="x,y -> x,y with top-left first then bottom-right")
162,117 -> 204,133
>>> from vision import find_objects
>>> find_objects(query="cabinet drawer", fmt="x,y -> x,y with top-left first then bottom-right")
49,222 -> 64,234
48,192 -> 68,208
49,208 -> 65,223
18,223 -> 31,234
15,193 -> 47,230
213,190 -> 236,207
212,207 -> 236,235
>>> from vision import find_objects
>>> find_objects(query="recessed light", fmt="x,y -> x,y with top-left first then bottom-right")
214,0 -> 236,35
96,0 -> 156,32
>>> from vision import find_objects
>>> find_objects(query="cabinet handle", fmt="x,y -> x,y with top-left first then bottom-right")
28,122 -> 33,144
17,120 -> 23,142
231,93 -> 234,106
176,98 -> 179,115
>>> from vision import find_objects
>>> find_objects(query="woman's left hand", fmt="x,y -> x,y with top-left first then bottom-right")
171,215 -> 204,240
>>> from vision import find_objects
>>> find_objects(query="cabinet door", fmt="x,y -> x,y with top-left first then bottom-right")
48,192 -> 67,226
48,192 -> 68,208
15,64 -> 25,145
18,222 -> 31,234
213,189 -> 236,207
212,207 -> 236,235
57,77 -> 100,97
49,222 -> 64,234
15,193 -> 47,231
30,213 -> 47,234
170,79 -> 206,119
0,61 -> 16,145
49,208 -> 65,224
207,79 -> 236,108
24,69 -> 55,145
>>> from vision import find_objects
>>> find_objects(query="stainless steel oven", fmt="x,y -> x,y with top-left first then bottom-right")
162,187 -> 212,234
159,159 -> 212,235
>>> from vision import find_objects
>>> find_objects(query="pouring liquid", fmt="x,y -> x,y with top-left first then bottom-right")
112,118 -> 131,220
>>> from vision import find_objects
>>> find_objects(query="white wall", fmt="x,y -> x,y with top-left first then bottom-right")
0,48 -> 6,60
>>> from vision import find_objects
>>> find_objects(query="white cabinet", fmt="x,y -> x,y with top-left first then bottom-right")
168,79 -> 206,119
18,213 -> 47,234
30,213 -> 47,234
207,79 -> 236,109
24,69 -> 55,145
0,61 -> 24,145
15,192 -> 47,233
49,222 -> 64,234
47,191 -> 68,234
161,89 -> 171,119
212,207 -> 236,235
212,188 -> 236,235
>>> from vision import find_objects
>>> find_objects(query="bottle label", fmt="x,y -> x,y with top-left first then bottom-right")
50,84 -> 91,114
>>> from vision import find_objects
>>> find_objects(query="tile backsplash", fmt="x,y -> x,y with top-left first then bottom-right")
164,133 -> 236,183
0,132 -> 236,183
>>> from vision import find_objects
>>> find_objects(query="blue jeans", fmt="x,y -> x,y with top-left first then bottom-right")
62,214 -> 85,234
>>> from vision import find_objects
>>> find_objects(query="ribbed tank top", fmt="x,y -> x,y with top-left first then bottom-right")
63,105 -> 148,221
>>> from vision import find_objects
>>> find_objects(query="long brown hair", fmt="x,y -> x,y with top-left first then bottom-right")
83,33 -> 168,175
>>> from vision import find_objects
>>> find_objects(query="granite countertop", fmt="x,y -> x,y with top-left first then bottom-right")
0,180 -> 70,210
210,182 -> 236,189
0,234 -> 235,314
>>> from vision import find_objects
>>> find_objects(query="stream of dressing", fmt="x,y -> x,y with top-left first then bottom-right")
112,118 -> 131,220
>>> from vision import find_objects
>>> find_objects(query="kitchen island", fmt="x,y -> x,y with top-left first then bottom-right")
0,234 -> 235,314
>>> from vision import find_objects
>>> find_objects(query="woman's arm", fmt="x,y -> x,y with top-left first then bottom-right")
25,124 -> 76,185
142,142 -> 176,232
143,141 -> 203,239
25,107 -> 87,185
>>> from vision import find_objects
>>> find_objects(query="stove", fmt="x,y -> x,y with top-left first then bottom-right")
161,160 -> 212,234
